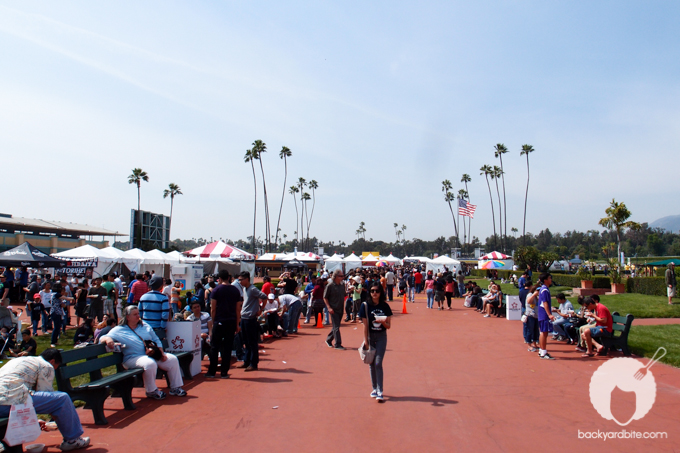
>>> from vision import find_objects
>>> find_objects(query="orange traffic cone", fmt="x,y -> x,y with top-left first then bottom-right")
316,313 -> 323,328
402,294 -> 408,314
298,318 -> 301,330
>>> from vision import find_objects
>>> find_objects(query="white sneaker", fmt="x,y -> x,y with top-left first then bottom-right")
60,437 -> 90,451
370,389 -> 378,398
169,387 -> 187,397
375,391 -> 384,402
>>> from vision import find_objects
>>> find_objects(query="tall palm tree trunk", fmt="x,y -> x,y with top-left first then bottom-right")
494,179 -> 503,252
275,157 -> 288,249
250,161 -> 257,253
523,156 -> 530,247
464,182 -> 471,256
485,176 -> 497,251
292,196 -> 299,246
258,160 -> 270,252
307,191 -> 316,246
304,199 -> 310,249
168,196 -> 174,240
499,156 -> 508,252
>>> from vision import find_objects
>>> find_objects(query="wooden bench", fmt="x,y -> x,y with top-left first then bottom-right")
598,312 -> 634,356
56,344 -> 143,425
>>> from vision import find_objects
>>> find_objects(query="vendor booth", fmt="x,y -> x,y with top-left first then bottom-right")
343,253 -> 363,272
426,255 -> 461,275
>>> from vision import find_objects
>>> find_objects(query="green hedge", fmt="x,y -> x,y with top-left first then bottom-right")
626,277 -> 667,296
551,274 -> 611,289
469,269 -> 516,279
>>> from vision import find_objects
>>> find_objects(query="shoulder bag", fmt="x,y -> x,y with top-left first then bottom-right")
128,325 -> 164,361
358,302 -> 376,365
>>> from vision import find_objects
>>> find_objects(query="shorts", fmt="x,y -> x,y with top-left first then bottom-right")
668,287 -> 676,298
538,319 -> 553,333
104,299 -> 115,315
589,326 -> 612,338
434,291 -> 445,302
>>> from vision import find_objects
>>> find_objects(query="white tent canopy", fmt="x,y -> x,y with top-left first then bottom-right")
403,256 -> 432,263
426,255 -> 462,275
53,245 -> 122,277
324,254 -> 344,273
343,253 -> 363,271
362,254 -> 379,263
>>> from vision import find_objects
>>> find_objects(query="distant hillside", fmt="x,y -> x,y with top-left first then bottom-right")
650,215 -> 680,233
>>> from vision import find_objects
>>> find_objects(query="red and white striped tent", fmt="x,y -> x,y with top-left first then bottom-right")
185,241 -> 255,260
480,251 -> 510,260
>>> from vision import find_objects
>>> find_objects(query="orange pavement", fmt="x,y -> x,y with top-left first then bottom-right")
30,293 -> 680,452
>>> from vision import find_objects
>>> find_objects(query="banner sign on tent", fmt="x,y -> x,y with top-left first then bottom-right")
56,258 -> 98,278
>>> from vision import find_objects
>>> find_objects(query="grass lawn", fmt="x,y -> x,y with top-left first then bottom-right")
1,325 -> 117,403
566,293 -> 680,319
467,278 -> 571,297
628,325 -> 680,368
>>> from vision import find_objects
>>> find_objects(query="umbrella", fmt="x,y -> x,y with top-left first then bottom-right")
376,261 -> 388,267
0,242 -> 67,268
480,260 -> 505,269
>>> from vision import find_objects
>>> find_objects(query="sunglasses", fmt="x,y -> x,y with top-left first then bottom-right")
370,289 -> 380,293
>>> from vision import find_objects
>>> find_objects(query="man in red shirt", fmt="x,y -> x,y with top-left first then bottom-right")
130,274 -> 149,304
414,270 -> 423,293
261,276 -> 274,296
581,296 -> 613,357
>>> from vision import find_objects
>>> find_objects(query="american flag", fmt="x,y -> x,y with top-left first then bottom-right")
458,198 -> 477,218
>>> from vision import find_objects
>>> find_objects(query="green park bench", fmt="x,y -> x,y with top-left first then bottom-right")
56,344 -> 143,425
598,312 -> 634,356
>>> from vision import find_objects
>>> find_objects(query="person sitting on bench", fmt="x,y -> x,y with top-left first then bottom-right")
580,296 -> 613,357
0,348 -> 90,451
187,299 -> 213,358
481,284 -> 501,317
100,305 -> 187,400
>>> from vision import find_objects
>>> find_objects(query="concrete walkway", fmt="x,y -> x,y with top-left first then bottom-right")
29,293 -> 680,452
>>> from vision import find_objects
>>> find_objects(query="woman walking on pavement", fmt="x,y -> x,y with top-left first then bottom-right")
359,282 -> 392,402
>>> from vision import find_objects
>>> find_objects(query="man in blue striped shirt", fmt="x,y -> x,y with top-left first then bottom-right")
138,276 -> 170,329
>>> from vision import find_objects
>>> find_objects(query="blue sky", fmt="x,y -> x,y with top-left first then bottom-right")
0,1 -> 678,247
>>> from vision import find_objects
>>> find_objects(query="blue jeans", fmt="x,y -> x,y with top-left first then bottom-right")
459,283 -> 465,296
51,313 -> 62,345
369,330 -> 387,393
426,289 -> 434,308
0,391 -> 84,442
552,316 -> 571,337
408,286 -> 415,302
41,310 -> 52,333
285,300 -> 302,333
525,317 -> 539,344
386,285 -> 394,301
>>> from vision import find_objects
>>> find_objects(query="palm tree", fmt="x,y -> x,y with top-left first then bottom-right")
297,177 -> 307,248
359,221 -> 367,240
244,149 -> 258,253
480,165 -> 497,251
520,144 -> 535,246
441,180 -> 459,243
307,180 -> 319,247
458,189 -> 468,251
289,186 -> 299,245
163,183 -> 182,240
494,144 -> 509,248
461,173 -> 472,255
128,168 -> 149,212
492,165 -> 504,252
511,227 -> 518,237
401,224 -> 407,242
302,192 -> 311,249
275,146 -> 292,249
598,199 -> 641,261
252,140 -> 270,252
393,223 -> 400,243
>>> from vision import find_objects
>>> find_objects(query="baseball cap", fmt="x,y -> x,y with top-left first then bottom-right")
149,275 -> 164,291
268,293 -> 276,300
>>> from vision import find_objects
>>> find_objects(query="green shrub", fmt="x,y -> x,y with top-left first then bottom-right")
551,274 -> 611,289
469,269 -> 516,280
626,277 -> 666,296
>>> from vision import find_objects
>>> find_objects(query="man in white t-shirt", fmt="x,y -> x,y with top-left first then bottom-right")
385,271 -> 396,301
278,293 -> 302,335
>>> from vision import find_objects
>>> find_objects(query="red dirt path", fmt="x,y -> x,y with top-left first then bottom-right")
30,294 -> 680,452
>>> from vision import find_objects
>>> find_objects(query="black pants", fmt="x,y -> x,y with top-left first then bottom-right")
266,312 -> 279,335
241,318 -> 260,368
326,310 -> 343,347
386,285 -> 394,301
208,319 -> 237,376
445,292 -> 453,308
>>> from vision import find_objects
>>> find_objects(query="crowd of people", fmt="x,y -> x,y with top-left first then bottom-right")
0,260 -> 624,450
